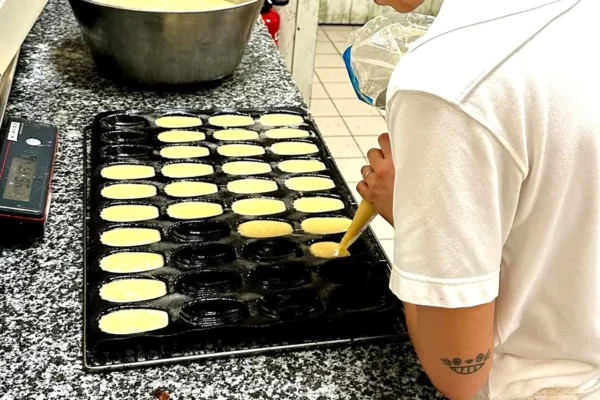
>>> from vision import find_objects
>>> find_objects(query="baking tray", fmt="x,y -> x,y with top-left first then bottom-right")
83,107 -> 407,371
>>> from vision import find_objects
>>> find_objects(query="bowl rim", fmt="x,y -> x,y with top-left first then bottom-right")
72,0 -> 260,13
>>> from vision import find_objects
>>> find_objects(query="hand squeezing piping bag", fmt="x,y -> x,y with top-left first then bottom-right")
336,199 -> 378,256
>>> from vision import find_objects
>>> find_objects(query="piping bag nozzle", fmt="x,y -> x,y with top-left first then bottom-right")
336,199 -> 378,256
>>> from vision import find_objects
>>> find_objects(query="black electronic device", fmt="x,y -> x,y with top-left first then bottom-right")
0,119 -> 58,243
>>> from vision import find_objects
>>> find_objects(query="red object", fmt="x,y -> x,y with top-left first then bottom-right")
261,3 -> 281,47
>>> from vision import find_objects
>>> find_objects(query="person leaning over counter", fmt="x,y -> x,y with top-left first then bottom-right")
357,0 -> 600,399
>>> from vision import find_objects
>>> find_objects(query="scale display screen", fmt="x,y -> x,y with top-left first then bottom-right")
4,153 -> 37,202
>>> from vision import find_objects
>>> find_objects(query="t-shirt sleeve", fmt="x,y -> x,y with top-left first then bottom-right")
387,91 -> 524,308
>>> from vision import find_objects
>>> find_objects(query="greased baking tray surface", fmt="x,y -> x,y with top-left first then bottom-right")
83,108 -> 407,371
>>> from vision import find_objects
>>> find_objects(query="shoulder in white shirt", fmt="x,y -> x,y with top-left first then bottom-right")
386,0 -> 600,399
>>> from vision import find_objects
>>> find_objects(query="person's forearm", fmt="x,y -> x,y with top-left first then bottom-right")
403,302 -> 495,400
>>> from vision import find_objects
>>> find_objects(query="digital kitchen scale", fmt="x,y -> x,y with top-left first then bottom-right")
0,119 -> 58,243
0,0 -> 57,244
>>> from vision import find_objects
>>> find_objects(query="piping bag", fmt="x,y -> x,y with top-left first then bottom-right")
336,199 -> 378,256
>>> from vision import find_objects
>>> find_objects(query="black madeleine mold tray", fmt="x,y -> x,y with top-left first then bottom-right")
85,108 -> 403,348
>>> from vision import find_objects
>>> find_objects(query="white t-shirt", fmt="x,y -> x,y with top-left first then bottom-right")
386,0 -> 600,399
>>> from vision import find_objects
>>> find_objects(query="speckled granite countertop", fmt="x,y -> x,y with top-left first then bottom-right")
0,1 -> 441,398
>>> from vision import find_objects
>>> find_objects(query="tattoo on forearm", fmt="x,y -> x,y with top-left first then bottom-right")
441,349 -> 491,375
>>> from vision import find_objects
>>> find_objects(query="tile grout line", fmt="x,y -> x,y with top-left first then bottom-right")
328,90 -> 366,161
322,29 -> 336,43
317,24 -> 384,158
317,26 -> 393,242
321,27 -> 348,58
352,134 -> 387,137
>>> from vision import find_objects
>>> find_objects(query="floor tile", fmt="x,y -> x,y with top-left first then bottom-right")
313,116 -> 351,136
316,42 -> 338,55
379,239 -> 395,260
326,30 -> 351,42
313,72 -> 320,83
317,30 -> 330,42
334,157 -> 367,183
370,215 -> 395,240
311,83 -> 328,99
323,136 -> 363,158
349,184 -> 362,203
315,68 -> 351,83
322,25 -> 355,33
324,82 -> 356,99
310,99 -> 339,117
315,54 -> 345,68
333,98 -> 380,117
354,136 -> 380,158
333,42 -> 348,54
344,116 -> 388,136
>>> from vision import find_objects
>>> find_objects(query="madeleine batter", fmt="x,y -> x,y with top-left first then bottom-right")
271,142 -> 318,156
309,241 -> 349,258
217,144 -> 265,157
155,115 -> 202,128
259,113 -> 304,127
222,161 -> 271,175
237,220 -> 294,238
167,201 -> 223,219
265,128 -> 310,139
99,0 -> 235,11
213,129 -> 259,141
100,279 -> 167,303
100,252 -> 165,274
161,163 -> 214,178
285,176 -> 335,192
101,227 -> 161,247
101,183 -> 157,200
98,309 -> 169,335
232,198 -> 286,216
160,146 -> 209,159
158,130 -> 205,143
100,204 -> 160,222
101,164 -> 155,180
164,181 -> 218,197
227,178 -> 278,194
278,159 -> 326,173
294,197 -> 344,213
209,115 -> 255,127
301,217 -> 352,235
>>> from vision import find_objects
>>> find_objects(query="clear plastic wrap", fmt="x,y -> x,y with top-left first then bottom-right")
343,13 -> 435,109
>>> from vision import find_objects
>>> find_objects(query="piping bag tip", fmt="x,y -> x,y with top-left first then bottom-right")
337,199 -> 378,256
333,247 -> 350,258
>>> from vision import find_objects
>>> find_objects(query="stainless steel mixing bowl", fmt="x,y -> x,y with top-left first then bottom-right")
68,0 -> 262,84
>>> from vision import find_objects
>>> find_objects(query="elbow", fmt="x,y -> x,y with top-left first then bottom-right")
432,379 -> 486,400
423,363 -> 489,400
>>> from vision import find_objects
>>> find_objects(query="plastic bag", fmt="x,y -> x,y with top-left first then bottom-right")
413,0 -> 444,16
343,13 -> 435,109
